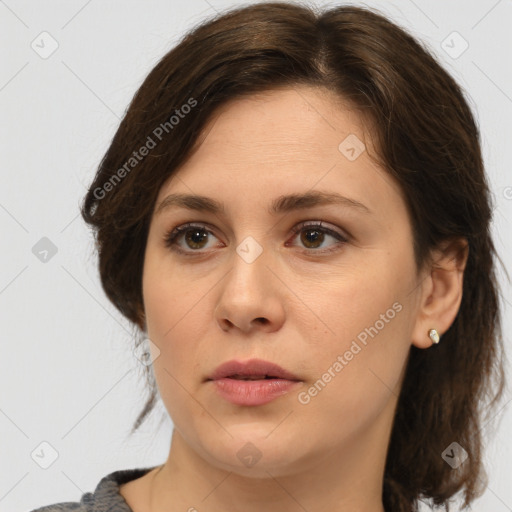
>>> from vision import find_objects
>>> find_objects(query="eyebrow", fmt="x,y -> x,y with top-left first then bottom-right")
154,190 -> 372,217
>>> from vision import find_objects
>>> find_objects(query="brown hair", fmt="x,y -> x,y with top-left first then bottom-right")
80,2 -> 507,510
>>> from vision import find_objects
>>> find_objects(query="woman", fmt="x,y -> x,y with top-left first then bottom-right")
31,2 -> 506,511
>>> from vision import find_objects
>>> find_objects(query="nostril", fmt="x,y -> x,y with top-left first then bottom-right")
255,317 -> 268,324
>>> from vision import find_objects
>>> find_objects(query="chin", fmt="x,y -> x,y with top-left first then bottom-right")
198,433 -> 309,478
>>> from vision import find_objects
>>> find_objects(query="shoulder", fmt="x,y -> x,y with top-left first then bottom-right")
28,466 -> 158,512
29,503 -> 86,512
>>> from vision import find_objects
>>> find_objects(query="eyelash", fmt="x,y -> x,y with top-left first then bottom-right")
163,221 -> 349,256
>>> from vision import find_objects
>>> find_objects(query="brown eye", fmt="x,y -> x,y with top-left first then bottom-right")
288,221 -> 348,253
164,223 -> 220,253
300,227 -> 325,249
182,228 -> 209,249
163,221 -> 348,256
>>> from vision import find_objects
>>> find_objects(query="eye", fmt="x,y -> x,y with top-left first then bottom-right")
286,221 -> 348,253
163,221 -> 349,255
163,223 -> 221,254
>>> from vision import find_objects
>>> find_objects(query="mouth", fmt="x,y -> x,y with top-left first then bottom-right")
207,358 -> 301,382
225,375 -> 283,380
205,358 -> 301,406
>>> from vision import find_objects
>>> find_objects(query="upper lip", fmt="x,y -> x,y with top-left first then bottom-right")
207,358 -> 301,381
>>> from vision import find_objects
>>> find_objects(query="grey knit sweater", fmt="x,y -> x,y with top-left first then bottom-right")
29,467 -> 157,512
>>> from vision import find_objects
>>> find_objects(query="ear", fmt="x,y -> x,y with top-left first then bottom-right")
411,238 -> 469,349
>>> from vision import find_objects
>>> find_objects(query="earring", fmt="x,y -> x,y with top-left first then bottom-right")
429,329 -> 440,344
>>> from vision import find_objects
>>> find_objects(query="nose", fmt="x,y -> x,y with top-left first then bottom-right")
214,244 -> 286,334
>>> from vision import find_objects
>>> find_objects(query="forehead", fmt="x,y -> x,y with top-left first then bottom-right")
190,86 -> 369,159
154,86 -> 404,223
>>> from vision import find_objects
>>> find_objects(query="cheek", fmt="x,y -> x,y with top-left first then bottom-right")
295,252 -> 413,407
298,253 -> 404,343
142,250 -> 198,337
296,295 -> 410,444
144,269 -> 208,428
143,262 -> 188,378
143,274 -> 204,362
142,253 -> 213,378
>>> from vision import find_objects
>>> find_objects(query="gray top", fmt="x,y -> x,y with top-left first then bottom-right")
29,466 -> 157,512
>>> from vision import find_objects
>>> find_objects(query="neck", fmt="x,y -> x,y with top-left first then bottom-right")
148,425 -> 389,512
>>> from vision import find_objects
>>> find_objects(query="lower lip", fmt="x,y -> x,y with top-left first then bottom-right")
210,378 -> 301,406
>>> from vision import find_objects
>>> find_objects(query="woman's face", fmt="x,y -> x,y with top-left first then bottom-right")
142,86 -> 426,477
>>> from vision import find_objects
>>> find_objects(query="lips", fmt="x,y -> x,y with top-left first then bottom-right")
207,358 -> 300,382
206,358 -> 302,406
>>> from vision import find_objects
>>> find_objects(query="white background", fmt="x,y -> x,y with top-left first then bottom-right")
1,1 -> 511,511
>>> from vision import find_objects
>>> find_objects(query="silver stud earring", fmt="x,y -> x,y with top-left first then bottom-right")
429,329 -> 440,344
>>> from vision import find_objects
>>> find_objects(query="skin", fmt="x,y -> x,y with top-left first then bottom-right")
118,85 -> 468,512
